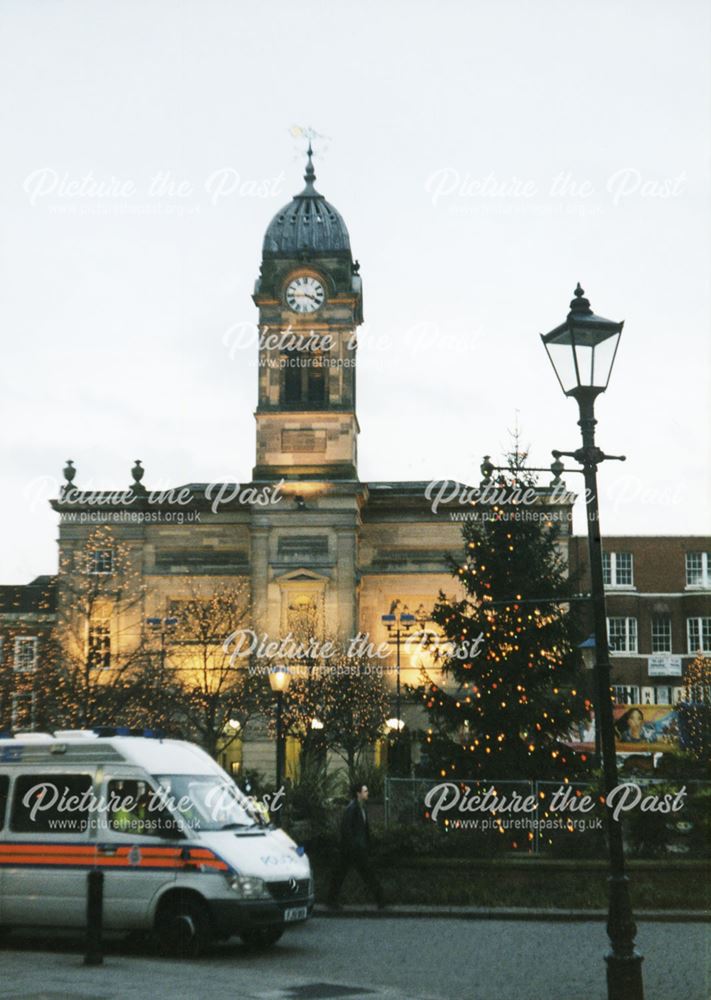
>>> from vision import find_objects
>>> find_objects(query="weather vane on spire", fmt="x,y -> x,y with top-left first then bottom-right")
288,124 -> 331,165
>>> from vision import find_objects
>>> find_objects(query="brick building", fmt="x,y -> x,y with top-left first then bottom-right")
0,576 -> 56,732
569,536 -> 711,706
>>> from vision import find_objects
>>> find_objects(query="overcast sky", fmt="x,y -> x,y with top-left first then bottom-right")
1,0 -> 709,584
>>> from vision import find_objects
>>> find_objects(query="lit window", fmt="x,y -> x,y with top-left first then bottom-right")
88,621 -> 111,670
602,552 -> 633,587
651,615 -> 672,653
13,637 -> 38,673
88,549 -> 114,574
687,617 -> 711,655
607,617 -> 638,653
685,552 -> 711,588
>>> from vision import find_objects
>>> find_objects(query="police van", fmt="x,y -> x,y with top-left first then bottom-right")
0,731 -> 314,955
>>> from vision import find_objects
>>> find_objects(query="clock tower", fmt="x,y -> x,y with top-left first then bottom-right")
252,147 -> 363,480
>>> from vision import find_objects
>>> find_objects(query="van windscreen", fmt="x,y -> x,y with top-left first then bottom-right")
154,774 -> 258,832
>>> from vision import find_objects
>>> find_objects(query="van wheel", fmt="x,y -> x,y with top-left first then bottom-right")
155,896 -> 211,959
240,926 -> 284,949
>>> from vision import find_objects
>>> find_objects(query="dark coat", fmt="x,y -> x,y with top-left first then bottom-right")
340,798 -> 370,855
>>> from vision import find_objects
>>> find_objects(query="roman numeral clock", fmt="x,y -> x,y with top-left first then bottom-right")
285,275 -> 325,314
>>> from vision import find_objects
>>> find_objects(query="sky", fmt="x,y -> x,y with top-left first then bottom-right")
1,0 -> 709,584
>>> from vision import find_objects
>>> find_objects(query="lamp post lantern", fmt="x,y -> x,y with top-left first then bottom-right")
268,665 -> 292,818
541,284 -> 643,1000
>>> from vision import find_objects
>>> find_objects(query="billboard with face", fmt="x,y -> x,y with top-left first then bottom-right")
613,705 -> 678,752
568,705 -> 679,753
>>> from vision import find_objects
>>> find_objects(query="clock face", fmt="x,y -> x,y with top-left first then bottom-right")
286,275 -> 325,313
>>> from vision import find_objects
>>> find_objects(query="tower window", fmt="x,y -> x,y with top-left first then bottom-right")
281,350 -> 327,407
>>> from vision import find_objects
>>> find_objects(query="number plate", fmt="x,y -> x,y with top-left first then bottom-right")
284,906 -> 308,922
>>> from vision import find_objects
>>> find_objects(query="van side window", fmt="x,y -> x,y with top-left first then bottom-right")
107,779 -> 182,839
0,775 -> 9,829
11,773 -> 92,834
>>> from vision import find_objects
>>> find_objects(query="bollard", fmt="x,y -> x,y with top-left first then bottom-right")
84,868 -> 104,966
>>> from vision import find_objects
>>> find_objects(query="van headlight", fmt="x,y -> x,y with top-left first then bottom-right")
228,875 -> 271,900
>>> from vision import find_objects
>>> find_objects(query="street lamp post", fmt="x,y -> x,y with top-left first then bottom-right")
268,666 -> 292,819
541,284 -> 643,1000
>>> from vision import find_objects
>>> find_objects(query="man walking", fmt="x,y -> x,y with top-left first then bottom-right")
328,783 -> 385,909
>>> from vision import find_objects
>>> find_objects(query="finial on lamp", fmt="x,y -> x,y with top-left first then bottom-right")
569,283 -> 591,315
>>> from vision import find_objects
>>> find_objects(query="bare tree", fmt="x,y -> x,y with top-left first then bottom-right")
48,527 -> 145,728
319,648 -> 390,783
131,580 -> 261,758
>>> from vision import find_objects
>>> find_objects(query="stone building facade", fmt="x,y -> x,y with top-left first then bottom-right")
10,151 -> 705,772
40,150 -> 571,774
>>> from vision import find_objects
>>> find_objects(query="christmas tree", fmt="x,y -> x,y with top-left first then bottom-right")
419,453 -> 591,781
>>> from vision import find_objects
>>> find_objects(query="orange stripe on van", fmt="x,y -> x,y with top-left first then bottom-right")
0,850 -> 184,869
0,843 -> 93,855
0,842 -> 231,873
0,855 -> 94,866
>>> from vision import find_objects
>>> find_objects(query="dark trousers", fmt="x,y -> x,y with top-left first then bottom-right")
328,848 -> 384,906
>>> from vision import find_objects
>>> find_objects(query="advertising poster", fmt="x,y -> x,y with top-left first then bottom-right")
613,704 -> 678,752
569,705 -> 679,754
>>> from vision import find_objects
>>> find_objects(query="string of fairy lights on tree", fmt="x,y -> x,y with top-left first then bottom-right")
419,457 -> 592,791
679,655 -> 711,760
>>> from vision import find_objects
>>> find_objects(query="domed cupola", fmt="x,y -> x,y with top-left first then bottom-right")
262,146 -> 351,258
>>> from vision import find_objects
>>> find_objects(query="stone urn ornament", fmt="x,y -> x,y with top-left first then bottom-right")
131,459 -> 147,496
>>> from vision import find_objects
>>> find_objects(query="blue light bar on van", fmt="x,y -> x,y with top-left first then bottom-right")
91,726 -> 164,739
